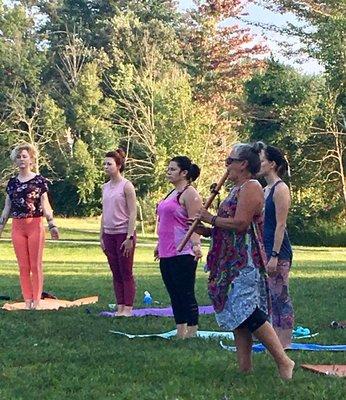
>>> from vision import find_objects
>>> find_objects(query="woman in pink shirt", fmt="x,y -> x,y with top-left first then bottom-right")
100,149 -> 137,317
155,156 -> 203,338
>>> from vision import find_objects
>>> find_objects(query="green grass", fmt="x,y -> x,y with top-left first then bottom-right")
0,220 -> 345,399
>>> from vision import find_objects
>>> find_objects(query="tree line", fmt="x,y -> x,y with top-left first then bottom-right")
0,1 -> 345,244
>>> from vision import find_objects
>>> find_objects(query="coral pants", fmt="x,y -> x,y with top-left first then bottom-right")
11,217 -> 45,301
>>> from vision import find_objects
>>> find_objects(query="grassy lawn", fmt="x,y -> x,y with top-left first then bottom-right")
0,219 -> 345,399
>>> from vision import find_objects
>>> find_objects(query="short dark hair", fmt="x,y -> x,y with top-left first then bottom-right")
170,156 -> 201,182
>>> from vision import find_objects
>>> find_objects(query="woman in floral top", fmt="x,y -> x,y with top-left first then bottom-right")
0,143 -> 59,309
195,142 -> 294,380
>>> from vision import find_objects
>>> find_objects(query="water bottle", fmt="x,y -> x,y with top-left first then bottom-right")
143,291 -> 152,305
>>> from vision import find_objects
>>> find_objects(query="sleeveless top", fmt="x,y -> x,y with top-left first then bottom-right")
205,180 -> 268,313
102,178 -> 130,234
264,181 -> 292,261
156,188 -> 194,258
6,175 -> 48,219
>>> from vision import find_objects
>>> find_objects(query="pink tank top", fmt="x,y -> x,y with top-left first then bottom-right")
157,191 -> 194,258
102,178 -> 130,234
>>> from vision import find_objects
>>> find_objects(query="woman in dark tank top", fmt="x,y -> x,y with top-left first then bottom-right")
259,144 -> 294,349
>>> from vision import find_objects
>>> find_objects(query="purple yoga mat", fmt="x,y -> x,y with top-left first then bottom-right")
99,305 -> 214,318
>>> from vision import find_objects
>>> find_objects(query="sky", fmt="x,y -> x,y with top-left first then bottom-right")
2,0 -> 322,74
178,0 -> 323,75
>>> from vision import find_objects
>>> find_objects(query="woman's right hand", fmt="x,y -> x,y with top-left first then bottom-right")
154,246 -> 159,261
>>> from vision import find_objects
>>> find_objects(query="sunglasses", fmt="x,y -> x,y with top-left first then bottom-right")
225,156 -> 244,165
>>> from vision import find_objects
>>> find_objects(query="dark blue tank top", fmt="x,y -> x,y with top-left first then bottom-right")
264,181 -> 292,261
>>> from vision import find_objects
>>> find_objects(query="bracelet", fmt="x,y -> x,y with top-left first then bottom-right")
48,225 -> 57,230
211,216 -> 217,226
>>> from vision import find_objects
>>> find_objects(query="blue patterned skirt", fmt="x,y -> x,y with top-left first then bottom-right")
216,252 -> 269,331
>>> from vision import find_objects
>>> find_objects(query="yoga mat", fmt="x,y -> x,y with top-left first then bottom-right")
110,329 -> 235,340
220,342 -> 346,353
100,305 -> 214,318
2,296 -> 98,311
301,364 -> 346,377
294,333 -> 319,340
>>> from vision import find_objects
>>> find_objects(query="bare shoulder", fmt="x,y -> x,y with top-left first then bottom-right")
183,186 -> 201,200
274,182 -> 290,197
124,180 -> 136,193
180,186 -> 201,207
241,180 -> 263,195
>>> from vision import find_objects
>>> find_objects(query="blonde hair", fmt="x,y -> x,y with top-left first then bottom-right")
10,143 -> 38,167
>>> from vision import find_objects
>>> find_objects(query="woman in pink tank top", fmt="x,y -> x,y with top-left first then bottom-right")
100,149 -> 137,316
155,156 -> 203,338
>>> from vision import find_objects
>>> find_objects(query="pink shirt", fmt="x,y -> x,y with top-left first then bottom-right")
102,178 -> 130,234
157,192 -> 194,258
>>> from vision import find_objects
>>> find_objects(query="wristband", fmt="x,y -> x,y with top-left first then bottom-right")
48,225 -> 57,231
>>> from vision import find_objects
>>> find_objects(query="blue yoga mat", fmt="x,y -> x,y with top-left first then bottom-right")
220,342 -> 346,353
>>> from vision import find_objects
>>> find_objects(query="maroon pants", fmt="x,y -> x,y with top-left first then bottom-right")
103,233 -> 136,306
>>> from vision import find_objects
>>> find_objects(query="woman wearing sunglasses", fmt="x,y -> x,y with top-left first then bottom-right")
195,142 -> 294,380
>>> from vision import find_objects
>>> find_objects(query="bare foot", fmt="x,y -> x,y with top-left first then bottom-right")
115,306 -> 133,317
122,306 -> 133,317
116,305 -> 125,315
185,325 -> 198,338
176,323 -> 187,339
278,359 -> 295,380
25,300 -> 32,310
114,311 -> 125,316
32,300 -> 40,310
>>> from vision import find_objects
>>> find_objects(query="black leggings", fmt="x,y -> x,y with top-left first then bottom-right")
160,255 -> 198,326
238,307 -> 268,333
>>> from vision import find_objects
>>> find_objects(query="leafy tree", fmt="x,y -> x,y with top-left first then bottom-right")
180,0 -> 266,111
245,59 -> 345,224
258,0 -> 345,122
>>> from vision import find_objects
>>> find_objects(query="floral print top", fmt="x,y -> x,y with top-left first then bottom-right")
205,182 -> 268,313
6,175 -> 48,218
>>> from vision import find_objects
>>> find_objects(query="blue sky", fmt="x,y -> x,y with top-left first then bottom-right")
178,0 -> 323,74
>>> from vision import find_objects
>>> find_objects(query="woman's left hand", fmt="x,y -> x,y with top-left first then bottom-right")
266,257 -> 278,276
50,227 -> 59,240
192,244 -> 203,261
120,238 -> 133,257
195,207 -> 213,224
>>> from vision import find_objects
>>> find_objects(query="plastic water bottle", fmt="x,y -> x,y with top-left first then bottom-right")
143,291 -> 152,305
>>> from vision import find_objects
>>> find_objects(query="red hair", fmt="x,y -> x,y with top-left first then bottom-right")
105,148 -> 126,172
